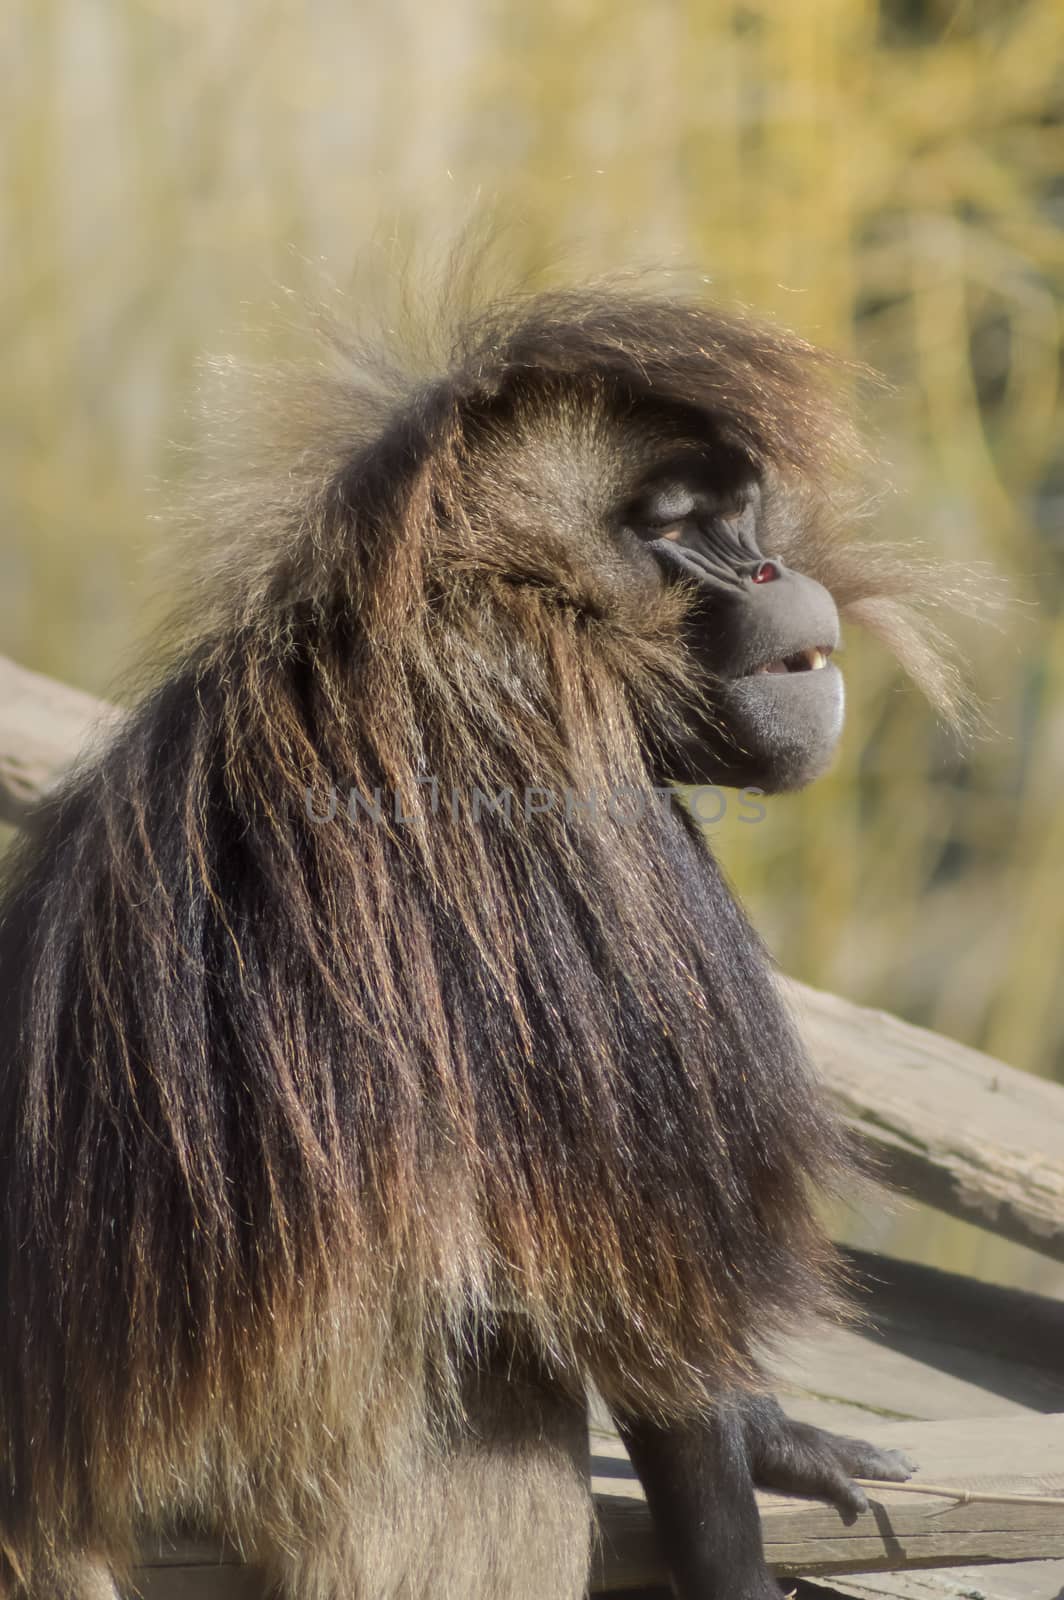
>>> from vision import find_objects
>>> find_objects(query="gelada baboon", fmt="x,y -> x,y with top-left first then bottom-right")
0,284 -> 963,1600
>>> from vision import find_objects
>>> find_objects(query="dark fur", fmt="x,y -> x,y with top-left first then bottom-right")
0,289 -> 952,1595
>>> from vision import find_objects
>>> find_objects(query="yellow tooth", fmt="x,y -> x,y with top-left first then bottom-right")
809,648 -> 826,670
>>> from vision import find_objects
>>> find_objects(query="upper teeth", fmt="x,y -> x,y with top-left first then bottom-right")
754,646 -> 831,675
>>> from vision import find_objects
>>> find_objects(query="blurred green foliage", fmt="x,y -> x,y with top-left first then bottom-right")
1,0 -> 1062,1101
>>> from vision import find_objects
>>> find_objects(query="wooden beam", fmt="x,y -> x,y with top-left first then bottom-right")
778,1249 -> 1064,1427
2,654 -> 1063,1262
0,655 -> 120,827
803,1560 -> 1064,1600
786,981 -> 1064,1264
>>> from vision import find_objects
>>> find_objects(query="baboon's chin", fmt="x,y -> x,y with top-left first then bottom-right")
672,664 -> 845,793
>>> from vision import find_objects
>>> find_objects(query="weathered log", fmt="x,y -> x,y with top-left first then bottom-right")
0,654 -> 120,827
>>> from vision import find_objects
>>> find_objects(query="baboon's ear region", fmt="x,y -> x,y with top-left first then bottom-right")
0,279 -> 976,1600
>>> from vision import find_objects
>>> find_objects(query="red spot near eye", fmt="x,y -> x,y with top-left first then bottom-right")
752,561 -> 780,584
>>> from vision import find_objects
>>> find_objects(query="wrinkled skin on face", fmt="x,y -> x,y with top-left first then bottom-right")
623,467 -> 844,793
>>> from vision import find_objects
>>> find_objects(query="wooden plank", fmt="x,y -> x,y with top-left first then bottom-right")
779,1323 -> 1049,1425
776,1250 -> 1064,1428
804,1562 -> 1064,1600
132,1533 -> 266,1600
131,1553 -> 1064,1600
840,1250 -> 1064,1379
591,1413 -> 1064,1591
0,655 -> 120,826
137,1535 -> 250,1570
785,980 -> 1064,1264
781,1281 -> 1064,1600
134,1563 -> 264,1600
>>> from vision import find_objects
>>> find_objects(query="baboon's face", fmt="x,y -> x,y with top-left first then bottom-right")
620,453 -> 843,793
464,388 -> 845,794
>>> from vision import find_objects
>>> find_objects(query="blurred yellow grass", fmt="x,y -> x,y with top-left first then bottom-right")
1,0 -> 1062,1085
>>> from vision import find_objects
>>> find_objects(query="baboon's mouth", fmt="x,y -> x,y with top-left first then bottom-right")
747,645 -> 834,677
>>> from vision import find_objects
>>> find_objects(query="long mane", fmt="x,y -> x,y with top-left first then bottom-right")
0,288 -> 930,1568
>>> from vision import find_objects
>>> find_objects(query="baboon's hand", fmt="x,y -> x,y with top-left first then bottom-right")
738,1395 -> 916,1524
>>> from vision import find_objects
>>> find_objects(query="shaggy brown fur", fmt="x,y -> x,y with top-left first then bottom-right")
0,287 -> 958,1597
